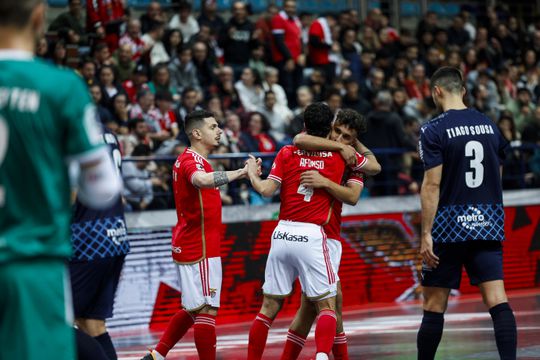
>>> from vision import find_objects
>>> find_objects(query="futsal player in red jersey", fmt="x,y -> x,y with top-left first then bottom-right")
141,110 -> 258,360
280,109 -> 381,360
245,103 -> 369,360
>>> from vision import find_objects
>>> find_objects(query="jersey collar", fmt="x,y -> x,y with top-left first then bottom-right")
0,49 -> 34,61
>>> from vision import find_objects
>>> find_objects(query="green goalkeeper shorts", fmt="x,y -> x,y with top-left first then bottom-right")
0,258 -> 75,359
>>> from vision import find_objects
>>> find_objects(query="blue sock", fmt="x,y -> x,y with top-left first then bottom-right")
489,303 -> 517,360
417,310 -> 444,360
94,332 -> 117,360
75,329 -> 109,360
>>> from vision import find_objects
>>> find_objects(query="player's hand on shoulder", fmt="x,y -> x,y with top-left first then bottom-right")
339,144 -> 357,167
300,170 -> 327,189
420,233 -> 439,269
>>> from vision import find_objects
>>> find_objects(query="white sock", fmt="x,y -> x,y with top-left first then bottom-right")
152,350 -> 165,360
315,353 -> 329,360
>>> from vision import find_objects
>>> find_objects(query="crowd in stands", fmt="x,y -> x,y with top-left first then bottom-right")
44,0 -> 540,208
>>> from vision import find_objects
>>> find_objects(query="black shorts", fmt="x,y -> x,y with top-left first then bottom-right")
421,241 -> 503,290
69,256 -> 126,320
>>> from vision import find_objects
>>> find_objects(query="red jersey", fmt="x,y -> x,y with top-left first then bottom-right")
308,18 -> 332,66
172,148 -> 222,264
268,145 -> 366,225
271,11 -> 302,63
323,171 -> 364,240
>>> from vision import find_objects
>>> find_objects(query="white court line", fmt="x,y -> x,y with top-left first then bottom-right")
118,310 -> 540,359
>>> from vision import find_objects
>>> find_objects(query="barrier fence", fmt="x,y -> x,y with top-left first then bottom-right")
109,189 -> 540,331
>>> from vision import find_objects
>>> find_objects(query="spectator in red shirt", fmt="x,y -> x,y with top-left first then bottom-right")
271,0 -> 304,107
86,0 -> 125,52
404,63 -> 430,100
119,19 -> 146,61
308,13 -> 337,83
255,3 -> 279,63
240,112 -> 277,154
155,90 -> 179,138
122,63 -> 150,104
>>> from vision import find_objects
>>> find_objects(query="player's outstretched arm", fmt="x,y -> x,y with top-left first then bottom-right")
300,171 -> 363,205
293,133 -> 358,166
192,167 -> 248,189
420,165 -> 442,268
246,156 -> 280,197
352,140 -> 382,176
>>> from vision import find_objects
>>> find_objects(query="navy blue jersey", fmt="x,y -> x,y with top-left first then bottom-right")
71,131 -> 130,261
419,109 -> 509,243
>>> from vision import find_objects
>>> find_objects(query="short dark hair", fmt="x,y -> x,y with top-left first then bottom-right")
303,102 -> 333,138
430,66 -> 464,93
0,0 -> 42,28
334,109 -> 367,136
185,110 -> 215,136
128,118 -> 145,131
181,86 -> 198,99
132,144 -> 152,157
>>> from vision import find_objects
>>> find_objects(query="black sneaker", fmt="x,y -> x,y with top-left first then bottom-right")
140,353 -> 155,360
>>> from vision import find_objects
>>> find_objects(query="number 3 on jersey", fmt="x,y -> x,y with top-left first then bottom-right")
465,140 -> 484,188
0,116 -> 8,207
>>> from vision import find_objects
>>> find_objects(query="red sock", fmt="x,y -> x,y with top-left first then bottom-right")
194,314 -> 217,360
332,332 -> 349,360
155,309 -> 195,356
315,310 -> 337,356
280,329 -> 307,360
247,313 -> 273,360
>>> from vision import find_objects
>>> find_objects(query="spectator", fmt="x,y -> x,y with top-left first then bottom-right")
46,39 -> 67,67
79,58 -> 98,86
262,66 -> 288,108
121,118 -> 155,156
206,95 -> 226,126
148,63 -> 177,99
361,67 -> 385,102
271,0 -> 304,106
129,90 -> 160,135
110,93 -> 130,133
92,42 -> 112,67
447,15 -> 471,48
498,113 -> 524,189
495,23 -> 519,61
169,1 -> 200,42
209,144 -> 234,205
392,87 -> 421,120
416,11 -> 438,42
255,3 -> 280,62
150,29 -> 183,66
141,20 -> 165,54
360,25 -> 381,53
88,84 -> 114,124
175,87 -> 202,138
119,19 -> 146,62
123,64 -> 150,104
212,66 -> 239,110
258,91 -> 293,142
360,90 -> 415,195
168,47 -> 200,94
219,1 -> 259,79
286,86 -> 312,137
342,78 -> 372,115
98,65 -> 124,111
249,44 -> 267,80
308,13 -> 337,82
325,88 -> 343,115
522,107 -> 540,144
197,0 -> 225,35
340,27 -> 363,84
192,41 -> 216,90
36,37 -> 48,58
240,112 -> 277,154
505,87 -> 536,132
404,63 -> 430,100
112,44 -> 136,83
235,67 -> 264,112
122,144 -> 168,211
222,112 -> 245,153
424,47 -> 443,78
86,0 -> 125,51
49,0 -> 86,44
154,90 -> 179,141
140,1 -> 164,34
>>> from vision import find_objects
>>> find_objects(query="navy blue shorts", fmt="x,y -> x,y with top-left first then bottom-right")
69,256 -> 126,320
421,241 -> 503,290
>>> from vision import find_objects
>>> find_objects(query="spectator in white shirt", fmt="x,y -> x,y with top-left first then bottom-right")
262,66 -> 288,108
235,67 -> 264,112
258,90 -> 293,142
169,1 -> 200,42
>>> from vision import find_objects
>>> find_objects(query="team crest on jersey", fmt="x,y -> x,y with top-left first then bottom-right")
209,288 -> 217,298
172,246 -> 182,253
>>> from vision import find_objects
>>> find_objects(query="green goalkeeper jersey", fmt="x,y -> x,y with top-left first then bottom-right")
0,50 -> 102,263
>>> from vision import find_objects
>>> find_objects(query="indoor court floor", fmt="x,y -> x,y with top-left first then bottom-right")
114,288 -> 540,360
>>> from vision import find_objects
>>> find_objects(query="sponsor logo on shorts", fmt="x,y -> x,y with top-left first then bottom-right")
172,246 -> 182,253
273,231 -> 309,242
457,206 -> 492,230
209,288 -> 217,298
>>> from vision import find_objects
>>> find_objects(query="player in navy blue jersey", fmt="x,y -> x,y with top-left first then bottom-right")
417,67 -> 517,360
70,129 -> 130,360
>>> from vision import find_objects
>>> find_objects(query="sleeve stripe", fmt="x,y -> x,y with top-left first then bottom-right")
267,174 -> 282,183
353,156 -> 368,171
347,179 -> 364,185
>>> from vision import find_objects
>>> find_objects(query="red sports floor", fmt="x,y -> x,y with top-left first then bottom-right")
114,288 -> 540,360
